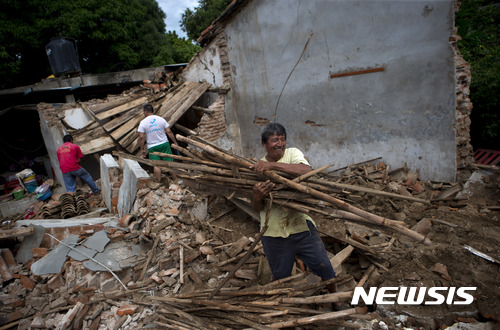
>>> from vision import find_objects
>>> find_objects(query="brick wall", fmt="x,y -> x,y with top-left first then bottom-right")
196,95 -> 227,142
196,33 -> 232,142
452,0 -> 475,182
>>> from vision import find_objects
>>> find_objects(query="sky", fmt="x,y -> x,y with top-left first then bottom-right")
156,0 -> 200,39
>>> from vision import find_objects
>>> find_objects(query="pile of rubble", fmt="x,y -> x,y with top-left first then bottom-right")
0,144 -> 499,328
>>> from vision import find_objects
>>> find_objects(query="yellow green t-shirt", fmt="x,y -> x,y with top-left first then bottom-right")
259,148 -> 315,237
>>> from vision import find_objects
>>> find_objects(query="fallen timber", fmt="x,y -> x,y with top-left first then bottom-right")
114,138 -> 431,246
176,135 -> 431,245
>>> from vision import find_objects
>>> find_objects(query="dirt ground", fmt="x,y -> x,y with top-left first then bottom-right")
210,170 -> 500,329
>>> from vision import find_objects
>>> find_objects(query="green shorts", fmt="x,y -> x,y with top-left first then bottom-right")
148,142 -> 173,161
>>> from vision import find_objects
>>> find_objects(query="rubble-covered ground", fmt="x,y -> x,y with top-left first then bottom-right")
0,163 -> 499,329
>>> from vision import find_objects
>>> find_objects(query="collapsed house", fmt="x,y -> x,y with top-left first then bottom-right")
1,0 -> 499,329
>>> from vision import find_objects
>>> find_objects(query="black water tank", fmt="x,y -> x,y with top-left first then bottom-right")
45,37 -> 81,77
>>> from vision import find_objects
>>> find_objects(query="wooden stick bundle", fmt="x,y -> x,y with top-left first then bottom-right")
175,135 -> 431,245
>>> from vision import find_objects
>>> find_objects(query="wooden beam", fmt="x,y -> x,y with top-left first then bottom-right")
96,97 -> 147,120
0,226 -> 34,240
191,105 -> 214,113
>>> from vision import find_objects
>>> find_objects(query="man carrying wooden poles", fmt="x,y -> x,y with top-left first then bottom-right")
250,123 -> 346,310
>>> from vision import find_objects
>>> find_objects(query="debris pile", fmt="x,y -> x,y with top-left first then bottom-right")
0,142 -> 499,328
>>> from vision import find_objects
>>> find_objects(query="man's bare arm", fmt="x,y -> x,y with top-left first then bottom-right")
166,127 -> 178,145
138,133 -> 147,157
251,160 -> 312,176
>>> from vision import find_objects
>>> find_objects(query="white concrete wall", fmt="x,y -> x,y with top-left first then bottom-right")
39,109 -> 65,187
184,0 -> 457,181
100,154 -> 120,213
117,159 -> 149,217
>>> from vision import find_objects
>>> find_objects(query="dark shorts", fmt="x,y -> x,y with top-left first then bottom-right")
148,142 -> 173,161
262,221 -> 336,280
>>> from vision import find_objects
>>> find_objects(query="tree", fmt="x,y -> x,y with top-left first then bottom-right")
180,0 -> 233,43
153,31 -> 201,65
0,0 -> 166,89
456,0 -> 500,149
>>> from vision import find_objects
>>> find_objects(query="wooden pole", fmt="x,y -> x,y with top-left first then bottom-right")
176,135 -> 431,245
267,308 -> 358,328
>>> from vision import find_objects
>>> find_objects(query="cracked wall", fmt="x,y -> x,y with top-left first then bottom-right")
183,0 -> 468,182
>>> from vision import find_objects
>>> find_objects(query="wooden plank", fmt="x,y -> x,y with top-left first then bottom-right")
118,128 -> 137,149
157,81 -> 194,118
191,105 -> 214,113
110,112 -> 143,140
80,136 -> 115,154
103,106 -> 143,133
329,245 -> 354,275
126,138 -> 140,154
161,81 -> 203,120
159,83 -> 198,120
96,97 -> 148,120
89,96 -> 138,114
0,226 -> 34,240
168,82 -> 211,126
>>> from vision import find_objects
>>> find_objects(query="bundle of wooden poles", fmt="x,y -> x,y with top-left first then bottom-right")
118,133 -> 431,246
140,272 -> 372,329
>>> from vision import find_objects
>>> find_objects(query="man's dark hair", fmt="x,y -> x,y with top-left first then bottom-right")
143,103 -> 154,113
261,123 -> 287,144
63,134 -> 73,143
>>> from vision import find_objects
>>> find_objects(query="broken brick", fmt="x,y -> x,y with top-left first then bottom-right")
19,275 -> 36,290
47,273 -> 65,292
31,314 -> 46,328
0,256 -> 14,281
116,304 -> 138,316
57,301 -> 84,329
32,247 -> 48,258
151,272 -> 163,284
8,310 -> 25,323
1,249 -> 17,270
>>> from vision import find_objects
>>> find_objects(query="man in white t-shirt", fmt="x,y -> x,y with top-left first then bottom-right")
138,104 -> 178,182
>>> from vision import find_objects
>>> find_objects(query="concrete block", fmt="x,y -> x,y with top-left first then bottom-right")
117,159 -> 149,217
0,195 -> 37,218
82,230 -> 110,252
68,245 -> 97,261
100,154 -> 121,213
16,225 -> 46,264
31,235 -> 79,276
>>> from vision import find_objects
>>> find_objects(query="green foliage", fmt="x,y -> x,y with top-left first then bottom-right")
456,0 -> 500,148
180,0 -> 233,42
0,0 -> 167,88
153,31 -> 201,65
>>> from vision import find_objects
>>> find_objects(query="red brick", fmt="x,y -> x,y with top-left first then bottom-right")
8,310 -> 24,322
73,304 -> 90,329
47,273 -> 64,292
0,256 -> 14,281
32,247 -> 48,258
9,298 -> 24,308
1,249 -> 17,269
70,281 -> 88,293
116,304 -> 138,316
19,275 -> 36,290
